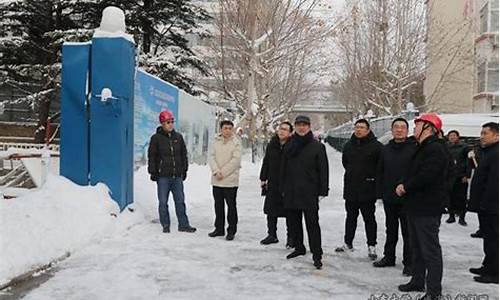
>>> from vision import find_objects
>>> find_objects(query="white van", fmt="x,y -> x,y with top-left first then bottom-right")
378,113 -> 499,145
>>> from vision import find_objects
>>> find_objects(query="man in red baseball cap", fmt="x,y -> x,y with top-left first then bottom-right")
148,109 -> 196,234
395,113 -> 448,300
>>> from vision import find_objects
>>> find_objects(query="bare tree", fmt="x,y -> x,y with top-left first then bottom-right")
332,0 -> 474,116
204,0 -> 336,161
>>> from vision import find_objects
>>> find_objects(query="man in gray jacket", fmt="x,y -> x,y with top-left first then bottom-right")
208,120 -> 242,241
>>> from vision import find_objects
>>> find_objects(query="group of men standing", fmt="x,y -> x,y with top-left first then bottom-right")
147,109 -> 498,300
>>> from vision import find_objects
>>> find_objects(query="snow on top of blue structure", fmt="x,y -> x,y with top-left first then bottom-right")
93,6 -> 135,43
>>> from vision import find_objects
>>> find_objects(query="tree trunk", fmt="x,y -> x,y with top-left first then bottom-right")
142,0 -> 152,54
35,97 -> 51,143
246,1 -> 258,163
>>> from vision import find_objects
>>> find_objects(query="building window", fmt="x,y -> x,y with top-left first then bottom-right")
487,59 -> 499,92
477,58 -> 499,93
480,1 -> 499,33
492,0 -> 499,10
492,96 -> 499,112
480,3 -> 488,33
477,61 -> 486,93
492,2 -> 499,32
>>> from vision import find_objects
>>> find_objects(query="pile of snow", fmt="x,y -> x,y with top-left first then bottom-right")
93,6 -> 134,43
0,174 -> 144,286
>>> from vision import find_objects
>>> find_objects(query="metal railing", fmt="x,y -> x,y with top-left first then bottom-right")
325,107 -> 419,151
0,142 -> 60,152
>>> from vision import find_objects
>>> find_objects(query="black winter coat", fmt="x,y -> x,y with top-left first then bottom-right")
437,138 -> 455,208
342,131 -> 382,202
282,131 -> 329,211
447,142 -> 469,179
147,127 -> 188,179
403,135 -> 449,216
376,137 -> 417,204
260,135 -> 288,216
468,142 -> 499,215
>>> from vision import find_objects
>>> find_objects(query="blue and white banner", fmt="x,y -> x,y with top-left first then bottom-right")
134,69 -> 179,166
178,90 -> 216,165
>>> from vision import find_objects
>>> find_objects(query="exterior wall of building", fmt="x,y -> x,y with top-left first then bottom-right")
472,0 -> 499,113
424,0 -> 475,113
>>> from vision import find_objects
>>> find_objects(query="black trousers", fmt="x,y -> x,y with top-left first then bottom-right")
450,178 -> 467,214
288,209 -> 323,258
479,213 -> 499,276
344,200 -> 377,246
408,215 -> 443,296
383,202 -> 411,266
266,214 -> 291,238
212,186 -> 238,234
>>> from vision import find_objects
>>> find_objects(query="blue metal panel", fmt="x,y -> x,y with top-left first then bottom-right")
89,37 -> 135,210
60,43 -> 91,185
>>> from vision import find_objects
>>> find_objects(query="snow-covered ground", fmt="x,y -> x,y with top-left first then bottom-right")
0,175 -> 144,286
2,146 -> 498,299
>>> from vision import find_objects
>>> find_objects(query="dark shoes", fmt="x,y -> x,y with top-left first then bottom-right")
208,230 -> 225,237
474,275 -> 499,284
446,214 -> 456,223
260,235 -> 279,245
470,266 -> 498,283
286,248 -> 306,259
178,226 -> 197,233
164,226 -> 196,233
398,282 -> 425,293
373,256 -> 395,268
313,259 -> 323,269
313,254 -> 323,269
458,213 -> 467,226
208,230 -> 234,240
470,230 -> 483,238
470,266 -> 486,275
335,244 -> 353,252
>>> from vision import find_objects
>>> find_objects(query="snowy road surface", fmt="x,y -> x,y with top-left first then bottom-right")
16,146 -> 500,299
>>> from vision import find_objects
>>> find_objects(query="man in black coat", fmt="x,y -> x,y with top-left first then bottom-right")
396,113 -> 447,300
259,121 -> 294,246
282,115 -> 329,269
373,118 -> 416,276
446,130 -> 470,225
467,142 -> 486,238
148,110 -> 196,233
468,122 -> 499,284
336,119 -> 382,260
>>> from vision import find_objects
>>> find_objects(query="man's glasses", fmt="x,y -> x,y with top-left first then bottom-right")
165,120 -> 174,124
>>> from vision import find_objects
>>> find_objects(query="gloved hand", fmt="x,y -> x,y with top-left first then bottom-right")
150,174 -> 158,182
182,172 -> 187,181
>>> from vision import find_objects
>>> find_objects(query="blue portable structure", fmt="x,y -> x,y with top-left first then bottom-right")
60,43 -> 91,186
89,37 -> 135,210
60,36 -> 135,211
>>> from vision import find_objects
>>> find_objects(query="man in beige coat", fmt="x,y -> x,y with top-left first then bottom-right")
208,120 -> 242,241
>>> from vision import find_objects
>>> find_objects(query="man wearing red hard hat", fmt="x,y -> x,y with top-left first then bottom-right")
148,110 -> 196,234
395,113 -> 448,300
